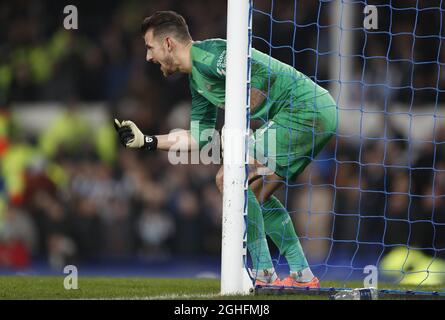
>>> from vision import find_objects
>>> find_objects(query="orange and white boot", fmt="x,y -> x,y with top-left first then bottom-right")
281,276 -> 320,288
252,268 -> 283,287
255,277 -> 283,287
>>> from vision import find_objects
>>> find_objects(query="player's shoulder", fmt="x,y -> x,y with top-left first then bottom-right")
192,38 -> 226,53
191,38 -> 226,74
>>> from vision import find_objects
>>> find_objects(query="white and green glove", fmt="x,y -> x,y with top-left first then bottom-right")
114,119 -> 158,151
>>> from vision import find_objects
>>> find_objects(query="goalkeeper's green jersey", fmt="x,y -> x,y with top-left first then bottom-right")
189,38 -> 330,149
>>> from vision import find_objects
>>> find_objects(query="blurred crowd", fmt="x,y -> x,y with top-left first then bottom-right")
0,0 -> 444,272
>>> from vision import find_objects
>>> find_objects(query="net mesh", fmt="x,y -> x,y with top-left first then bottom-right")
248,0 -> 445,292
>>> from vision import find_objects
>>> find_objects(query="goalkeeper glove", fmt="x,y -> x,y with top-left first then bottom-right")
113,119 -> 158,151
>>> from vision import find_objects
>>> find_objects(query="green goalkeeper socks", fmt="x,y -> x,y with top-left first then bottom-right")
262,195 -> 309,273
247,188 -> 274,273
246,189 -> 310,281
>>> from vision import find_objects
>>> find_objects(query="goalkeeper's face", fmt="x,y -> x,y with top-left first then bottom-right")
144,30 -> 177,77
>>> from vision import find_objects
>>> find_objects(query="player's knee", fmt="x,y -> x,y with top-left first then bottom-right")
250,182 -> 260,199
251,187 -> 272,203
215,171 -> 224,193
249,178 -> 265,200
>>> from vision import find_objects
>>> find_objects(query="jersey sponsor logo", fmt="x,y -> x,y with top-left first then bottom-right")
217,50 -> 226,69
216,50 -> 226,76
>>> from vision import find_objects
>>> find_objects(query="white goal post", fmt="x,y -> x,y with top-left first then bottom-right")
221,0 -> 252,295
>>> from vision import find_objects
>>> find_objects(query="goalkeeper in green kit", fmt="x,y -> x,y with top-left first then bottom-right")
114,11 -> 337,288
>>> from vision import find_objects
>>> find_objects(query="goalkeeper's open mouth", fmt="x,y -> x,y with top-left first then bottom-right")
153,60 -> 165,74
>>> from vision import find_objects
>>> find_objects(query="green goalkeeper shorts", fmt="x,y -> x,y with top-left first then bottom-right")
252,93 -> 337,180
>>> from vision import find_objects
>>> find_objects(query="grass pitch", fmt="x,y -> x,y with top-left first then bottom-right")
0,276 -> 443,300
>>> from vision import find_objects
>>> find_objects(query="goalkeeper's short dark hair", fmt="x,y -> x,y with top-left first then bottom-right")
141,11 -> 192,43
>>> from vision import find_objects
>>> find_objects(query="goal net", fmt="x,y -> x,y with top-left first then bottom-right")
245,0 -> 445,295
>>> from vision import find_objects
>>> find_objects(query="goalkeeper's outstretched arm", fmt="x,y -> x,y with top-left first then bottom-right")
156,129 -> 199,151
114,119 -> 198,152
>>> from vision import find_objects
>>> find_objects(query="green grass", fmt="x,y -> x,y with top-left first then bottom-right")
0,276 -> 442,300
